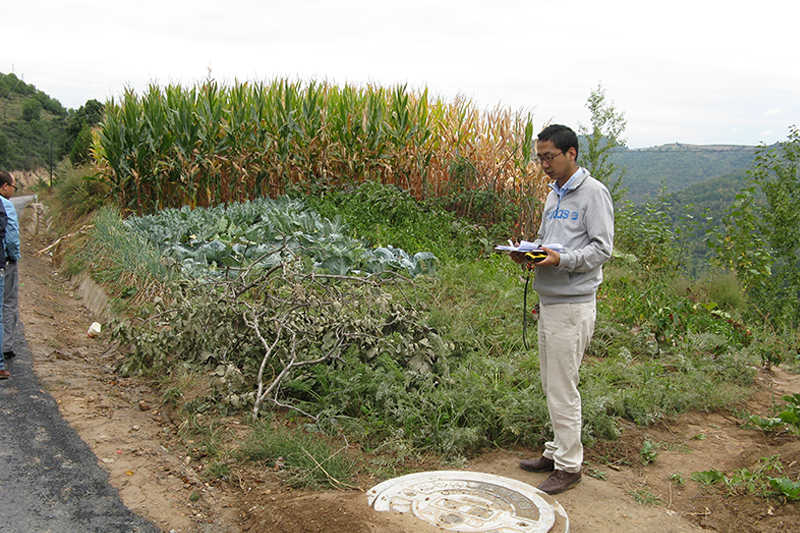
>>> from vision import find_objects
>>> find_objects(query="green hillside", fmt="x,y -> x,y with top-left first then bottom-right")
669,168 -> 748,213
664,169 -> 749,276
0,73 -> 69,171
1,72 -> 103,173
610,143 -> 758,203
608,144 -> 756,276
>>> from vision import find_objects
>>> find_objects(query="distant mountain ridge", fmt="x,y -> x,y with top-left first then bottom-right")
629,143 -> 756,151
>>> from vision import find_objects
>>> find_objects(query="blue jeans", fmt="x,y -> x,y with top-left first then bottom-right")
3,260 -> 18,353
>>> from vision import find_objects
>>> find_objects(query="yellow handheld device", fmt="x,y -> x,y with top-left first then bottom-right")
524,250 -> 547,263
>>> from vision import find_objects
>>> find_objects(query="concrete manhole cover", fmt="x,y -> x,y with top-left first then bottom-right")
367,470 -> 569,532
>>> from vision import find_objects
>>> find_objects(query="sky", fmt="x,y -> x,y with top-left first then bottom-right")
4,0 -> 798,149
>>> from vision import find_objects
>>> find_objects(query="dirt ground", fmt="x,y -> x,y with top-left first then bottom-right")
17,201 -> 800,533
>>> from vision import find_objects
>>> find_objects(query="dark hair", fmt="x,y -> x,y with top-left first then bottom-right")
537,124 -> 579,160
0,171 -> 12,187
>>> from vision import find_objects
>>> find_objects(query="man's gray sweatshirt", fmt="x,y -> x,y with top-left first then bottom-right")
532,167 -> 614,305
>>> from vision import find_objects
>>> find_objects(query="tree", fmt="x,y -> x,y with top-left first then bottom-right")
578,83 -> 627,200
749,126 -> 800,327
0,130 -> 10,167
710,126 -> 800,329
34,90 -> 66,115
22,98 -> 42,122
69,124 -> 94,166
61,99 -> 104,162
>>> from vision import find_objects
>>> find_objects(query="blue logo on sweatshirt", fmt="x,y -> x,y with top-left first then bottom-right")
547,209 -> 580,221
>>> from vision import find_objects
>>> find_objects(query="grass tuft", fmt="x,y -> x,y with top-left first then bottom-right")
238,422 -> 356,489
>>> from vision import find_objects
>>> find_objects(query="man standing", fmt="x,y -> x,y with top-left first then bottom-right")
0,170 -> 19,364
511,124 -> 614,494
0,171 -> 8,379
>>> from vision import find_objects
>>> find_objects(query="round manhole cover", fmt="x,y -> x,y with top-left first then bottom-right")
367,470 -> 569,532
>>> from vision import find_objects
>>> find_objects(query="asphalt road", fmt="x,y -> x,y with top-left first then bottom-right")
0,195 -> 160,532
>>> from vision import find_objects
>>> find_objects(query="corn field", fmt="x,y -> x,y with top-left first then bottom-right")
93,78 -> 549,235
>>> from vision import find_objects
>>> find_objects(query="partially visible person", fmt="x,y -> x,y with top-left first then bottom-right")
0,172 -> 8,379
0,170 -> 19,365
510,124 -> 614,494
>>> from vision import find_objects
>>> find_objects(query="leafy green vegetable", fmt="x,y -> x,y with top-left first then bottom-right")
124,197 -> 436,278
768,476 -> 800,500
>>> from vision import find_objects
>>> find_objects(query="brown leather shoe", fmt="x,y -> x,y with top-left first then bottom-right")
0,370 -> 10,379
519,455 -> 555,473
537,469 -> 582,495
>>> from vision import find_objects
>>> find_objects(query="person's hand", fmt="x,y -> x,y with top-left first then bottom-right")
509,251 -> 528,265
509,246 -> 559,269
536,246 -> 560,267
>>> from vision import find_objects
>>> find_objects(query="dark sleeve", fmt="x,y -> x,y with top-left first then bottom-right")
0,200 -> 6,245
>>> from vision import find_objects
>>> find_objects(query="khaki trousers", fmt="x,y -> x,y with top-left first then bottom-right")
538,300 -> 596,473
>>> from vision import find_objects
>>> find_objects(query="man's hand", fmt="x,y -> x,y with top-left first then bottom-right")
509,247 -> 559,269
510,251 -> 528,265
536,246 -> 560,267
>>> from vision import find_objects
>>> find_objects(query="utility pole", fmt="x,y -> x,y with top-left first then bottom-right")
50,136 -> 54,187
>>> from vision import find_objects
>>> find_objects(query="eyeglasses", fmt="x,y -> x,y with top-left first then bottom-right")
535,151 -> 564,164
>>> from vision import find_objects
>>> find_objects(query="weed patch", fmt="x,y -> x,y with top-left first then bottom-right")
238,422 -> 356,489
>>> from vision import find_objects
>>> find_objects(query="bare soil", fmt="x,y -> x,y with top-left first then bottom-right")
18,202 -> 800,533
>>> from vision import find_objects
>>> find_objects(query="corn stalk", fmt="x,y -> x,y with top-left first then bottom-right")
94,78 -> 550,227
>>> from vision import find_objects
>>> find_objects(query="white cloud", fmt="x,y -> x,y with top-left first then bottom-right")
764,108 -> 783,116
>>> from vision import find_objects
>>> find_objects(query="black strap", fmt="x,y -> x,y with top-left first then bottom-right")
523,271 -> 531,350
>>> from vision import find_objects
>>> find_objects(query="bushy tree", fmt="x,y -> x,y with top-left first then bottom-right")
749,126 -> 800,326
710,126 -> 800,328
34,90 -> 66,115
69,124 -> 95,166
61,99 -> 104,163
22,98 -> 42,122
578,83 -> 627,200
0,131 -> 11,168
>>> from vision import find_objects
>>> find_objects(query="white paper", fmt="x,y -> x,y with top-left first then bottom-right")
495,241 -> 564,253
